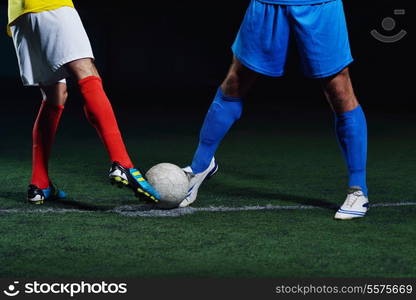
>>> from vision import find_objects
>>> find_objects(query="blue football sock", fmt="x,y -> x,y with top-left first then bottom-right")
335,105 -> 368,196
191,87 -> 243,173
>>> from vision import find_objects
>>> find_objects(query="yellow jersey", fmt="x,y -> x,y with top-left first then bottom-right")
8,0 -> 75,26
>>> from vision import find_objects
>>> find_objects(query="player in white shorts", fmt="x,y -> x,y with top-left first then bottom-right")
8,0 -> 160,204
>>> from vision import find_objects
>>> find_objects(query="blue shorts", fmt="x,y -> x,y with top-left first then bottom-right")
232,0 -> 353,78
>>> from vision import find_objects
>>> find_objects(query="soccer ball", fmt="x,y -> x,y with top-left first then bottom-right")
145,163 -> 189,209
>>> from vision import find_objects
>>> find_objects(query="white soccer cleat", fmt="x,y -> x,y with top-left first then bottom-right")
179,158 -> 218,208
334,187 -> 369,220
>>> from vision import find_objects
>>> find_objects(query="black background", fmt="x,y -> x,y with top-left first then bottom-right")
0,0 -> 412,114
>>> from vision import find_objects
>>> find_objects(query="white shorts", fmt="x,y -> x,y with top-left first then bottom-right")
10,6 -> 94,86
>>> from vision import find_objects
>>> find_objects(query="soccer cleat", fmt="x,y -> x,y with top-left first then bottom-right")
179,158 -> 218,208
109,161 -> 160,203
27,184 -> 67,205
334,187 -> 369,220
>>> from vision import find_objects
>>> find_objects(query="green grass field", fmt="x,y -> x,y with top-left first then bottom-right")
1,109 -> 415,278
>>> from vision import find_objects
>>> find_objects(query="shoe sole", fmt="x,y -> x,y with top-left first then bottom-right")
334,216 -> 365,220
334,213 -> 366,220
110,175 -> 129,187
28,194 -> 66,205
28,199 -> 44,205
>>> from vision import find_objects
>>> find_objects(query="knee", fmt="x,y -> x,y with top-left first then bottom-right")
324,69 -> 353,102
67,58 -> 99,81
221,72 -> 243,98
60,88 -> 69,103
328,86 -> 352,104
42,83 -> 68,106
54,84 -> 68,106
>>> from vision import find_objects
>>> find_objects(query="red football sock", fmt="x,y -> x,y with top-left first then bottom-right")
31,100 -> 64,189
78,76 -> 133,168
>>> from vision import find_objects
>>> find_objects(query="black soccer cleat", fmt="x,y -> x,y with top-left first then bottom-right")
27,184 -> 67,205
109,162 -> 160,203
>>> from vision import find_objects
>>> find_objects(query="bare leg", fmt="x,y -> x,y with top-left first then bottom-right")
190,57 -> 258,173
321,67 -> 368,197
40,82 -> 68,106
31,82 -> 67,190
64,58 -> 134,168
221,57 -> 259,98
65,58 -> 100,81
321,67 -> 358,113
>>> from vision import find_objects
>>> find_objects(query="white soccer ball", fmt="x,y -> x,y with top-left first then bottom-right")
145,163 -> 189,209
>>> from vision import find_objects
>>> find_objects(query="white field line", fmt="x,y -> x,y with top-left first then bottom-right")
0,202 -> 415,217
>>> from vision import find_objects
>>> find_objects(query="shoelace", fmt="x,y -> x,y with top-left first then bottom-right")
345,190 -> 362,207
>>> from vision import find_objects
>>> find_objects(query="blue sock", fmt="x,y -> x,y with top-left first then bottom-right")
335,105 -> 368,196
191,87 -> 243,173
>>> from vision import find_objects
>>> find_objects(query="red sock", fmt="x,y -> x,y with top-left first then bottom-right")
78,76 -> 133,168
31,100 -> 64,189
